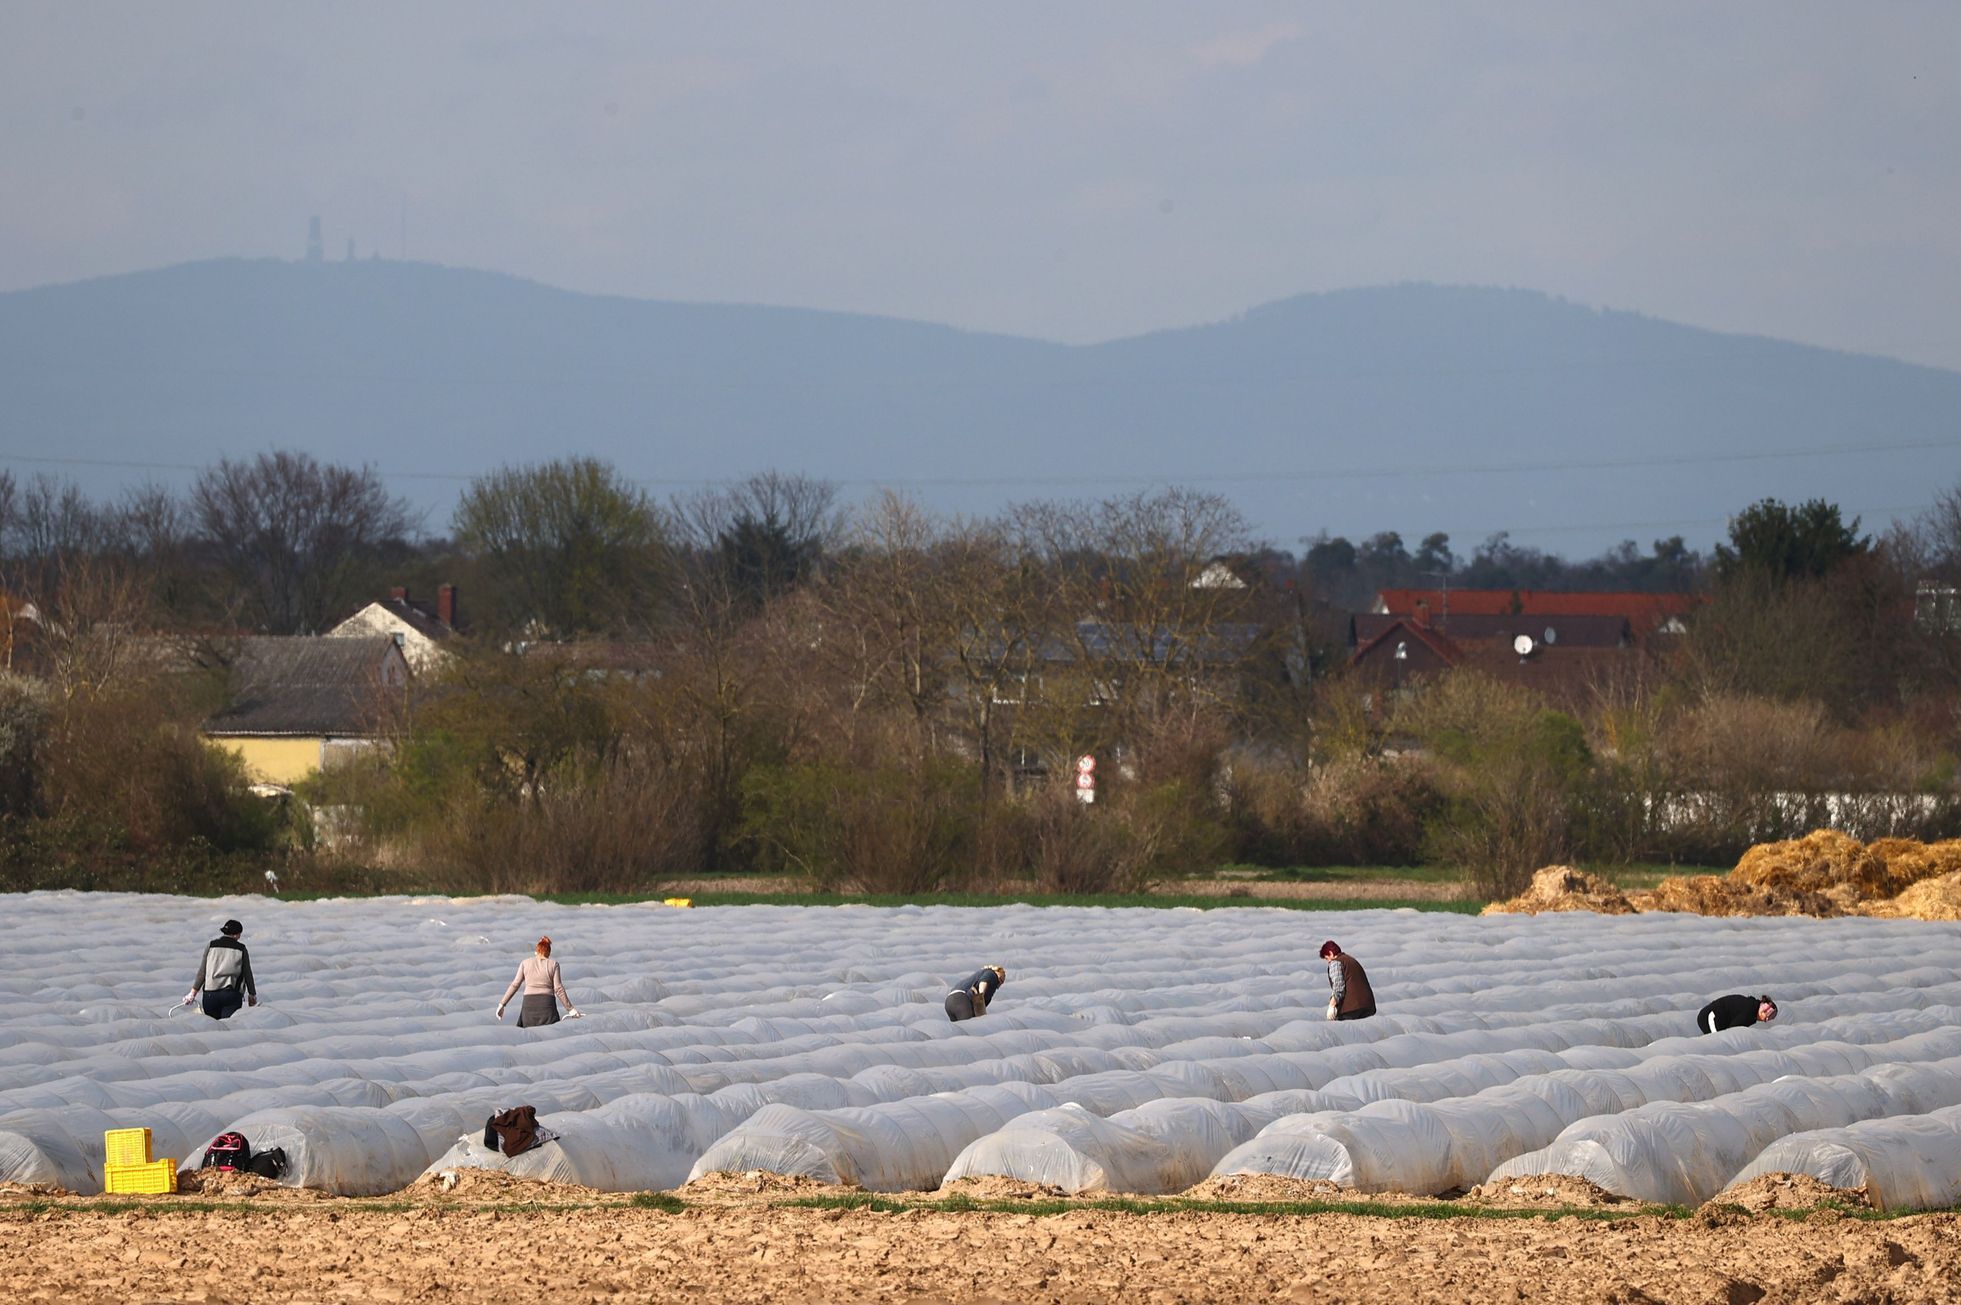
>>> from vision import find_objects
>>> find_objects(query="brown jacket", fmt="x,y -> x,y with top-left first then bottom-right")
1329,952 -> 1375,1015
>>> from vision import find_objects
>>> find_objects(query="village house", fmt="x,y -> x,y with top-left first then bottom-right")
1351,589 -> 1680,707
1371,587 -> 1700,638
326,584 -> 459,672
201,636 -> 410,786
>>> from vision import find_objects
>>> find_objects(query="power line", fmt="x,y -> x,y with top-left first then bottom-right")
2,435 -> 1956,491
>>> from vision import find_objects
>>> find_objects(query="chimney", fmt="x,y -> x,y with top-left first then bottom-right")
437,584 -> 457,629
389,586 -> 409,603
1414,599 -> 1429,628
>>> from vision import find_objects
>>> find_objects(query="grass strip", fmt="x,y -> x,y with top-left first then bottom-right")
542,890 -> 1486,913
1,1196 -> 647,1218
771,1191 -> 1690,1222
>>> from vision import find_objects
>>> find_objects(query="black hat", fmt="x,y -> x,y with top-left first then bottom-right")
221,920 -> 243,936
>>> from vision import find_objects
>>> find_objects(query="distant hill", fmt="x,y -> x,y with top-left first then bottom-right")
3,258 -> 1957,552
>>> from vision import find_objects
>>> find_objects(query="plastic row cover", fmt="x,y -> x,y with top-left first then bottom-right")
1722,1101 -> 1961,1211
6,893 -> 1961,1198
1487,1054 -> 1961,1205
1209,1020 -> 1961,1197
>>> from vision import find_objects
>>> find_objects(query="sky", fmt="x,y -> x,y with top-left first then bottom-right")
4,2 -> 1959,373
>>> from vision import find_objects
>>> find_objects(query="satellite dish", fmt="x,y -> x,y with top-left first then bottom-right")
1513,634 -> 1535,657
1543,626 -> 1557,645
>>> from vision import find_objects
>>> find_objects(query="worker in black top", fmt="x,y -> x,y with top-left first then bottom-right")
185,919 -> 258,1020
945,966 -> 1006,1022
1697,994 -> 1775,1034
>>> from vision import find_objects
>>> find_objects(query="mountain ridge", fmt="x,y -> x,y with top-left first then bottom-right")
2,258 -> 1955,550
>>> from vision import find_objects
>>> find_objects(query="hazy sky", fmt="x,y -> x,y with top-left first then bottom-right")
4,3 -> 1959,369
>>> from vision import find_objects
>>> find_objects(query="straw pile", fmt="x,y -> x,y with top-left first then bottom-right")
1480,866 -> 1634,916
1483,836 -> 1961,919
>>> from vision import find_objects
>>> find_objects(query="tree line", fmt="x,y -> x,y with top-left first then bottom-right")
0,452 -> 1957,898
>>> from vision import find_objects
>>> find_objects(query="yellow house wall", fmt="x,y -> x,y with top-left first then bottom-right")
210,736 -> 323,786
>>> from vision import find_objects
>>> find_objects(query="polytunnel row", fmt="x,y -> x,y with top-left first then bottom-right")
3,893 -> 1960,1202
1724,1099 -> 1961,1210
11,957 -> 1943,1196
1207,1017 -> 1961,1203
409,973 -> 1959,1196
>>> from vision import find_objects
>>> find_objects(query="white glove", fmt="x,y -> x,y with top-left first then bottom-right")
566,1009 -> 582,1019
1325,1001 -> 1338,1021
494,1006 -> 505,1021
182,992 -> 197,1007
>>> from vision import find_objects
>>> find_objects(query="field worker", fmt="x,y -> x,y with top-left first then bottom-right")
185,919 -> 257,1020
1697,994 -> 1776,1035
945,965 -> 1007,1023
1320,940 -> 1376,1021
497,936 -> 582,1027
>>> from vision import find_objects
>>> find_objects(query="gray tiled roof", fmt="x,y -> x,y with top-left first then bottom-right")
203,636 -> 403,737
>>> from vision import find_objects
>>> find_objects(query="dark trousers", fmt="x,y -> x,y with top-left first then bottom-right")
945,991 -> 977,1022
1335,1005 -> 1376,1021
202,989 -> 244,1020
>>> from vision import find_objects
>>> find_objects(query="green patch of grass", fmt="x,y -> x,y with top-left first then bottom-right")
1599,863 -> 1728,891
772,1191 -> 1686,1222
630,1191 -> 686,1212
1220,864 -> 1467,886
543,890 -> 1486,913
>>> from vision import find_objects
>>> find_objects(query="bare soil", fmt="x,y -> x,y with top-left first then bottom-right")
1721,1172 -> 1875,1213
6,1193 -> 1959,1303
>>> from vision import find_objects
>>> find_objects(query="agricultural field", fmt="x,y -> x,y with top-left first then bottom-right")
4,892 -> 1961,1300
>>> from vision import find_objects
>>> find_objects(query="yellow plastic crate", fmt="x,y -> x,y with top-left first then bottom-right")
104,1127 -> 153,1167
105,1158 -> 177,1195
663,897 -> 693,909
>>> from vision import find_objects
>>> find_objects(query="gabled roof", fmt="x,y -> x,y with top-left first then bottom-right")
1353,612 -> 1631,650
1351,616 -> 1464,666
1374,589 -> 1699,636
203,636 -> 406,737
329,596 -> 455,644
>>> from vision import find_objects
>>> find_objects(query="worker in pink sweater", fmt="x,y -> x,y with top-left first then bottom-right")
496,936 -> 582,1027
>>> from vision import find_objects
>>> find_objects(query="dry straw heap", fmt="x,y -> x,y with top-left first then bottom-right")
1485,832 -> 1961,920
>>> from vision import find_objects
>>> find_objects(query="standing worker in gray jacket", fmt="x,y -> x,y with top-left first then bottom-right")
1320,940 -> 1376,1021
185,919 -> 257,1020
945,966 -> 1006,1022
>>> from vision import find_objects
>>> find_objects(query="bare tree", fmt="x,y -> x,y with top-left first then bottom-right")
6,476 -> 109,594
670,471 -> 843,614
193,451 -> 419,634
28,555 -> 154,703
1009,487 -> 1258,779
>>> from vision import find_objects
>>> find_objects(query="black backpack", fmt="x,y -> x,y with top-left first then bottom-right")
246,1147 -> 288,1180
201,1131 -> 251,1171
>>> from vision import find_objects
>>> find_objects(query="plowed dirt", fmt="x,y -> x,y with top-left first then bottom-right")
1721,1172 -> 1873,1213
5,1198 -> 1958,1303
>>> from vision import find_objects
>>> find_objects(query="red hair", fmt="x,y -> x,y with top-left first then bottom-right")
536,937 -> 552,957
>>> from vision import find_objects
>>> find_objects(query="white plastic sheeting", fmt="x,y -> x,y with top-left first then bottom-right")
1721,1102 -> 1961,1211
5,892 -> 1961,1206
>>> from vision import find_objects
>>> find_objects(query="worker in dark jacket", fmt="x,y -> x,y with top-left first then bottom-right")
185,919 -> 257,1020
1320,940 -> 1376,1021
1698,994 -> 1776,1034
945,966 -> 1006,1022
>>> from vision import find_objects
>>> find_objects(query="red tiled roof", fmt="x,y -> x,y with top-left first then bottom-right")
1373,589 -> 1700,633
1351,616 -> 1464,667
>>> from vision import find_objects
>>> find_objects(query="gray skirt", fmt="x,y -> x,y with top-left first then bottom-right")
516,993 -> 560,1027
